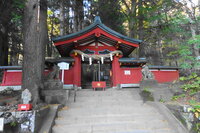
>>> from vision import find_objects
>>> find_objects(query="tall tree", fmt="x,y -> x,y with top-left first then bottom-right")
137,0 -> 145,57
22,0 -> 48,105
0,0 -> 13,66
180,0 -> 200,58
121,0 -> 136,37
9,0 -> 24,65
73,0 -> 84,32
92,0 -> 125,34
59,0 -> 66,36
59,0 -> 70,35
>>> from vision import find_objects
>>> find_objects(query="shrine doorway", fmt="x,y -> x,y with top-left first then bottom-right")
81,61 -> 111,89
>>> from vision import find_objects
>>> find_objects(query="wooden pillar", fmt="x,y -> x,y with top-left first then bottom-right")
73,56 -> 81,87
111,56 -> 121,87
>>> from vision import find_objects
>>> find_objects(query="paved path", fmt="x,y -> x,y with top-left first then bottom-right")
52,88 -> 176,133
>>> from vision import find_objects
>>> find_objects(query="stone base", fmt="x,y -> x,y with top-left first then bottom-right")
2,106 -> 50,133
41,90 -> 69,105
140,79 -> 158,89
43,80 -> 63,90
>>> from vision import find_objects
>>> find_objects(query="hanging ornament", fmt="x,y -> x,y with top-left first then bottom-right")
101,57 -> 104,64
81,54 -> 84,61
110,54 -> 113,61
89,57 -> 92,65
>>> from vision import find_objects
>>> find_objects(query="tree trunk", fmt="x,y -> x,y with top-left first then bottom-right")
128,0 -> 136,38
10,42 -> 19,66
59,0 -> 65,36
138,0 -> 145,57
73,0 -> 84,32
0,0 -> 12,66
190,23 -> 199,57
0,30 -> 9,66
22,0 -> 47,105
46,14 -> 54,57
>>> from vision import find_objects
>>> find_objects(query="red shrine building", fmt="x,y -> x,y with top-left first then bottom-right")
0,16 -> 179,90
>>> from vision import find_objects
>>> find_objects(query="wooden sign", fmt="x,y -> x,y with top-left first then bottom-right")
124,70 -> 131,75
58,62 -> 69,70
0,118 -> 4,132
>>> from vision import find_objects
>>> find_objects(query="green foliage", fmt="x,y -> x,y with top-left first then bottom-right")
159,98 -> 165,103
193,123 -> 200,133
13,0 -> 25,9
178,34 -> 200,69
10,121 -> 17,127
141,88 -> 154,101
11,13 -> 22,23
188,35 -> 200,47
11,0 -> 25,23
188,100 -> 200,133
180,73 -> 200,93
143,88 -> 150,93
171,94 -> 185,101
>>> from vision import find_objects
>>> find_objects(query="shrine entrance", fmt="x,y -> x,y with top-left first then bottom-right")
81,61 -> 111,89
52,16 -> 145,89
0,16 -> 180,91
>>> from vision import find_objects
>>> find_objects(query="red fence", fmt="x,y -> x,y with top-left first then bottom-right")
1,70 -> 22,86
151,70 -> 179,83
0,68 -> 179,87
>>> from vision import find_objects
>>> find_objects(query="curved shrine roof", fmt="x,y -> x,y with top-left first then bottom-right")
53,16 -> 142,57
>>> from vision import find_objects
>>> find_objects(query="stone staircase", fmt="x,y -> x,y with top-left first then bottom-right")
52,89 -> 177,133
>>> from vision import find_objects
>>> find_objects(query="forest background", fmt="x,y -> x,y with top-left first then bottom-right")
0,0 -> 199,72
0,1 -> 200,132
0,0 -> 199,115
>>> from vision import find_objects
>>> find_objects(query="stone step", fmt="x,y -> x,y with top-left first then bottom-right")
74,92 -> 141,97
60,104 -> 156,111
74,89 -> 140,97
93,128 -> 175,133
53,89 -> 177,133
65,101 -> 150,109
53,121 -> 172,133
74,96 -> 142,102
53,129 -> 174,133
68,99 -> 144,104
57,106 -> 158,117
57,110 -> 161,119
53,127 -> 174,133
60,105 -> 156,113
74,93 -> 140,97
55,114 -> 165,125
68,98 -> 144,103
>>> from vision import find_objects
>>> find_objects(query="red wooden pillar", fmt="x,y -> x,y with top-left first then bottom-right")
73,56 -> 81,87
111,56 -> 121,87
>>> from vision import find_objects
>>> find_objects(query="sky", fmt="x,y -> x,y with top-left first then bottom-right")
192,0 -> 198,4
178,0 -> 198,5
186,0 -> 198,5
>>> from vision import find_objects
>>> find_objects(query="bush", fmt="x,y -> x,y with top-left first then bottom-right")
180,73 -> 200,94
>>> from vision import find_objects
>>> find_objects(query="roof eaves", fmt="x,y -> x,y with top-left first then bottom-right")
98,23 -> 142,44
52,22 -> 99,42
53,16 -> 142,44
119,58 -> 147,63
149,65 -> 180,69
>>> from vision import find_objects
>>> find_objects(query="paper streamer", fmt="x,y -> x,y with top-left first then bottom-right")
110,54 -> 113,61
101,57 -> 104,64
89,57 -> 92,65
81,54 -> 84,61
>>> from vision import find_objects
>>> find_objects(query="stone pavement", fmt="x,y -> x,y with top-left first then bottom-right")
52,88 -> 180,133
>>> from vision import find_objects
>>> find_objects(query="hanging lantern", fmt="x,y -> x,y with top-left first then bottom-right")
110,54 -> 113,61
101,57 -> 104,64
81,54 -> 84,61
89,57 -> 92,65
